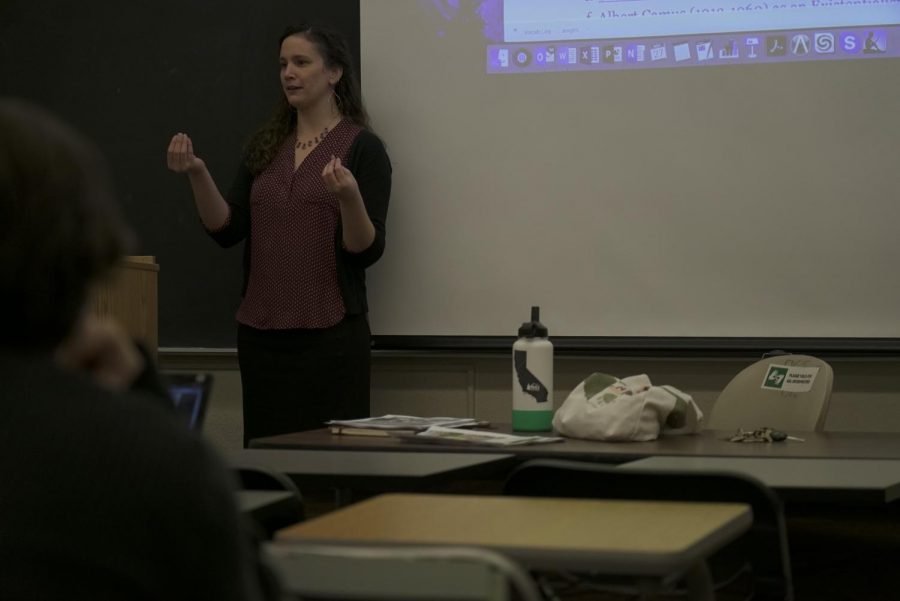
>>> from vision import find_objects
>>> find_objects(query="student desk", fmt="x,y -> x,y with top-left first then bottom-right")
275,492 -> 752,601
249,427 -> 900,462
237,490 -> 298,521
230,449 -> 517,505
246,430 -> 900,508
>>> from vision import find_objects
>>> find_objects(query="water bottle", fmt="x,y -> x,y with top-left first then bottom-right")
512,306 -> 554,431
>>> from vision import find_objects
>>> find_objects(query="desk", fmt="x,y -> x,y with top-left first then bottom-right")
237,490 -> 298,521
250,427 -> 900,462
230,449 -> 516,503
620,456 -> 900,505
276,492 -> 752,601
236,489 -> 305,537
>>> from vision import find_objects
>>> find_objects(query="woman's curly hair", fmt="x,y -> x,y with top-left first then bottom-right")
244,24 -> 369,175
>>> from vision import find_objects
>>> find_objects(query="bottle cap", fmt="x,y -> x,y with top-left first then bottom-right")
518,306 -> 548,338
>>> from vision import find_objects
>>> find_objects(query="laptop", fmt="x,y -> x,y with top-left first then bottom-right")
166,373 -> 213,431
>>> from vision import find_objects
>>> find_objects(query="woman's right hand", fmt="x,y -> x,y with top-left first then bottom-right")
166,132 -> 205,175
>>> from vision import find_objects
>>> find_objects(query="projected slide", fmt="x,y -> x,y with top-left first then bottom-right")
424,0 -> 900,72
362,1 -> 900,339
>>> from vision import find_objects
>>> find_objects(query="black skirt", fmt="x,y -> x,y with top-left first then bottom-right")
237,314 -> 371,447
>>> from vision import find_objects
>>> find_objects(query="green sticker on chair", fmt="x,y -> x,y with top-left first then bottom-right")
761,365 -> 818,392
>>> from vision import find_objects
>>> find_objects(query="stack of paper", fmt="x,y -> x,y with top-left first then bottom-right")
396,426 -> 563,446
326,415 -> 484,437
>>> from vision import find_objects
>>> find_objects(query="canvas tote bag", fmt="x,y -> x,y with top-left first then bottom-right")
553,373 -> 703,441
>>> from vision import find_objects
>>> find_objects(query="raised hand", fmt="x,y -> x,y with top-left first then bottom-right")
166,132 -> 205,175
322,155 -> 361,202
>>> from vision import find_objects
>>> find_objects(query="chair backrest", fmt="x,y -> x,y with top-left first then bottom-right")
236,466 -> 302,496
708,354 -> 833,432
503,458 -> 793,601
236,466 -> 305,538
264,542 -> 543,601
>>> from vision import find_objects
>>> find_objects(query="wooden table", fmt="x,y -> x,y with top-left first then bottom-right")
250,427 -> 900,462
237,490 -> 297,520
230,449 -> 517,505
236,490 -> 304,536
620,456 -> 900,505
276,492 -> 752,601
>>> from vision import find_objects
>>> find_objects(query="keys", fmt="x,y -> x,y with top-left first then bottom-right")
728,427 -> 805,443
769,430 -> 806,442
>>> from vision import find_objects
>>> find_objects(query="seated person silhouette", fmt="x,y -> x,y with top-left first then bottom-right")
0,99 -> 274,600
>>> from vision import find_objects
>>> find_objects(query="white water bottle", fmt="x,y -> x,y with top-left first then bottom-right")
512,306 -> 553,431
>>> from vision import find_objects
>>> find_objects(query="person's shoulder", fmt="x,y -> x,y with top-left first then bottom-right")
352,127 -> 386,148
348,127 -> 390,167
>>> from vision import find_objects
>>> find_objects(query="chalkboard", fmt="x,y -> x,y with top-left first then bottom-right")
0,0 -> 360,348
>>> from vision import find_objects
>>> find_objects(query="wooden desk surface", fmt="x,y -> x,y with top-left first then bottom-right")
230,449 -> 517,490
621,456 -> 900,505
250,427 -> 900,462
276,493 -> 751,577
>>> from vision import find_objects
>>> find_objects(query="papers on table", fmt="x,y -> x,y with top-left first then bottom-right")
326,415 -> 561,445
326,415 -> 484,436
396,426 -> 563,447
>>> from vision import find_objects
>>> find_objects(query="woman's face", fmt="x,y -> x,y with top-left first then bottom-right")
279,34 -> 342,111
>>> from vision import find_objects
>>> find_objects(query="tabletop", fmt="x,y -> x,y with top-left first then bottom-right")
235,488 -> 306,537
276,492 -> 752,579
249,427 -> 900,462
237,490 -> 297,516
230,449 -> 517,491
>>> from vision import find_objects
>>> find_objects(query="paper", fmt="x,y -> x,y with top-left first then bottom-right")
397,426 -> 563,446
326,415 -> 482,431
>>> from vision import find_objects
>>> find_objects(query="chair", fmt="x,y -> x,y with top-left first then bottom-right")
707,354 -> 833,432
503,458 -> 793,601
264,542 -> 543,601
235,466 -> 305,538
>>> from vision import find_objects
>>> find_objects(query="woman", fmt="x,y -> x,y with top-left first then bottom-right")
167,24 -> 391,446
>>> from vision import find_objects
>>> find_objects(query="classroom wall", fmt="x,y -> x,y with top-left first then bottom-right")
161,352 -> 900,452
0,0 -> 361,348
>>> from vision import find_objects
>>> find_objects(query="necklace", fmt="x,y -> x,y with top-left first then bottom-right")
295,124 -> 332,150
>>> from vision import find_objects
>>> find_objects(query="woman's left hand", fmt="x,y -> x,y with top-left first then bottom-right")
322,155 -> 361,202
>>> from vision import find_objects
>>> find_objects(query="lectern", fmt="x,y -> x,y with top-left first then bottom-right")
88,256 -> 159,357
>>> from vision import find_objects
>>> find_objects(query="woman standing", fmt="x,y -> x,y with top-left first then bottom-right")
167,24 -> 391,446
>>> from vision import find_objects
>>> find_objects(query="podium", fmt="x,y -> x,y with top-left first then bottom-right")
88,256 -> 159,357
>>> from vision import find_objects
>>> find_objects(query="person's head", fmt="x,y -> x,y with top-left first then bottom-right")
0,98 -> 133,351
278,24 -> 368,127
245,24 -> 369,174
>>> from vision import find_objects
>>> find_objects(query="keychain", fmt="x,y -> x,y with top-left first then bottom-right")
727,427 -> 805,443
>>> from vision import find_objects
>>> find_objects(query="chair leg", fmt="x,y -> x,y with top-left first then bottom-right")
683,561 -> 714,601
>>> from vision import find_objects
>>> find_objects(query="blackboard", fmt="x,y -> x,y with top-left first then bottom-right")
0,0 -> 360,348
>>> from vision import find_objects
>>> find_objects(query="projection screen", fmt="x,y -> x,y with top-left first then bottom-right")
361,0 -> 900,342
